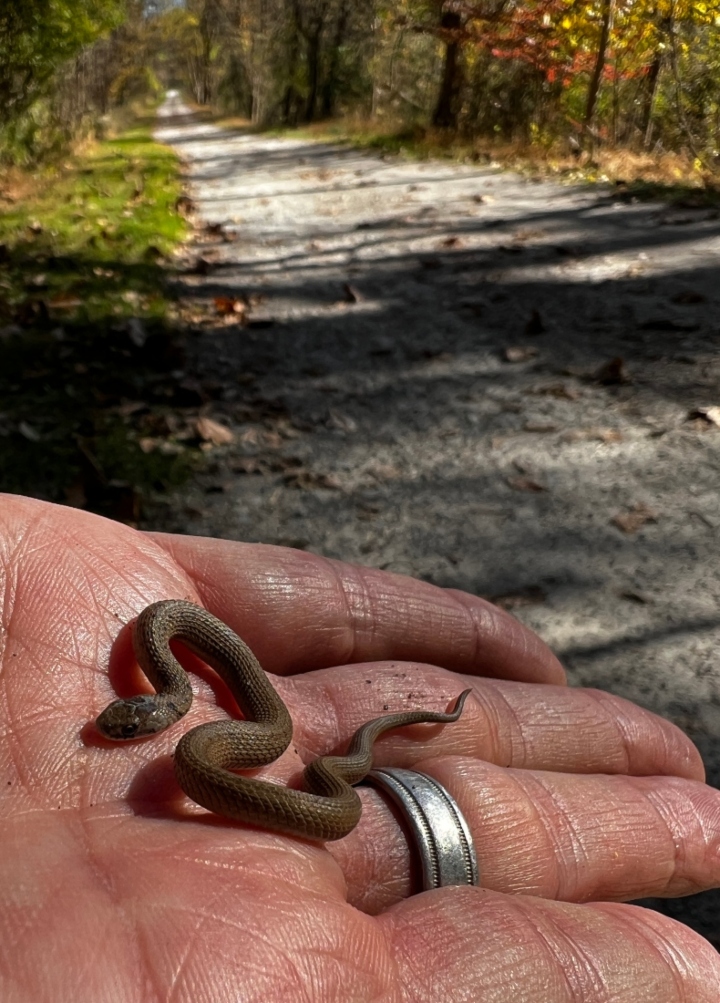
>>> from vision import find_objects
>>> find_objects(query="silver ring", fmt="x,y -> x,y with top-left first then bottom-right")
364,768 -> 479,891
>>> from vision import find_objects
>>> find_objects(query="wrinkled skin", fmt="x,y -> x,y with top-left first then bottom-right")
0,494 -> 719,1003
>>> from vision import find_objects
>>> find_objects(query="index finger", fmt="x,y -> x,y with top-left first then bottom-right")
149,533 -> 567,684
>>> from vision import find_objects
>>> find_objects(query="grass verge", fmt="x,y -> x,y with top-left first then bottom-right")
0,127 -> 195,521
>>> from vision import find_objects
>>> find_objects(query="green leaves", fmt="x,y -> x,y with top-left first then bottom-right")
0,0 -> 127,124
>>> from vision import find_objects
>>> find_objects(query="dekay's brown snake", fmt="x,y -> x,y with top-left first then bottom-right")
96,600 -> 470,840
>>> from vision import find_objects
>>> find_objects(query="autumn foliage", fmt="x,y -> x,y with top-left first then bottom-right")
2,0 -> 720,163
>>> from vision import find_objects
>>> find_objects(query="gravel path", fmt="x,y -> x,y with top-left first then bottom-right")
154,92 -> 720,940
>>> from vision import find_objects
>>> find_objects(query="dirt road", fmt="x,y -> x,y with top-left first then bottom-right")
154,92 -> 720,939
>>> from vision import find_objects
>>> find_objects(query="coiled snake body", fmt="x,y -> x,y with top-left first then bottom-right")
96,600 -> 470,841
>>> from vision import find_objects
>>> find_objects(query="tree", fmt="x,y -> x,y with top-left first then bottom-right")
0,0 -> 126,126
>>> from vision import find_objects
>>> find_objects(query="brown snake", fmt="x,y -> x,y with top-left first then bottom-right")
96,599 -> 471,840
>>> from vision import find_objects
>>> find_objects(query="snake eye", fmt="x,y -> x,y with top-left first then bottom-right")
121,723 -> 139,738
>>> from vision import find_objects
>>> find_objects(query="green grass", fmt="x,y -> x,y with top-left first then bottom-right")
0,127 -> 195,520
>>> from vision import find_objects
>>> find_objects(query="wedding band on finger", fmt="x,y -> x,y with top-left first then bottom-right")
364,768 -> 480,891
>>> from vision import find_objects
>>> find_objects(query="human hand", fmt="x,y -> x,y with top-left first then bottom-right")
1,494 -> 718,1002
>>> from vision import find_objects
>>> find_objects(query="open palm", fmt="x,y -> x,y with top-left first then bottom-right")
1,494 -> 719,1002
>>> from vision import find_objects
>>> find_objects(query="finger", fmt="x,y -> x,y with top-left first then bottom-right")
148,531 -> 566,684
380,889 -> 720,1003
333,761 -> 720,913
285,666 -> 704,780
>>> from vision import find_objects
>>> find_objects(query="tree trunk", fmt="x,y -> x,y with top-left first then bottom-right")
584,0 -> 615,134
432,10 -> 463,130
305,25 -> 323,121
321,2 -> 350,118
640,52 -> 662,148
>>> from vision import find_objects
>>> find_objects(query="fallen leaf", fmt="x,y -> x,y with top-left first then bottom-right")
327,409 -> 358,433
507,476 -> 546,492
48,293 -> 82,310
284,469 -> 343,490
175,195 -> 196,216
524,421 -> 558,433
440,235 -> 462,248
594,357 -> 630,385
562,427 -> 623,443
619,590 -> 651,604
612,503 -> 658,534
533,383 -> 581,400
196,417 -> 234,446
214,296 -> 247,319
504,346 -> 539,362
688,406 -> 720,427
192,256 -> 215,275
367,462 -> 401,481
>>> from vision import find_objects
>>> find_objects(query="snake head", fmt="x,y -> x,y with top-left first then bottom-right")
95,695 -> 168,741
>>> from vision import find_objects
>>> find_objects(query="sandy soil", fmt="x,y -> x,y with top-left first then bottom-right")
153,92 -> 720,940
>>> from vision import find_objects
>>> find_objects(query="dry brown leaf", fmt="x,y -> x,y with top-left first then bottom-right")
619,590 -> 651,604
612,503 -> 658,534
688,406 -> 720,427
175,195 -> 196,216
440,235 -> 462,248
368,462 -> 401,481
507,476 -> 546,493
214,296 -> 247,319
284,469 -> 343,490
504,346 -> 539,363
597,429 -> 623,443
594,357 -> 630,385
524,421 -> 558,433
533,383 -> 581,400
48,293 -> 82,310
196,417 -> 234,446
563,427 -> 623,444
